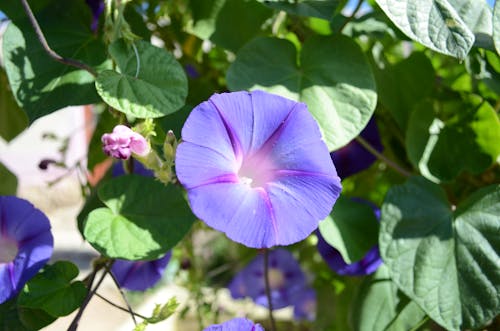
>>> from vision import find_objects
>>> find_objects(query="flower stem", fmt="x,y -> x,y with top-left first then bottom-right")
105,261 -> 138,326
263,248 -> 277,331
95,292 -> 149,320
337,0 -> 363,33
67,262 -> 110,331
19,0 -> 97,77
355,136 -> 412,177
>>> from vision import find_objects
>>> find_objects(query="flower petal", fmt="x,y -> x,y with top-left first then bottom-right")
266,175 -> 341,245
187,183 -> 279,247
203,318 -> 264,331
176,142 -> 239,190
181,100 -> 236,160
112,252 -> 171,291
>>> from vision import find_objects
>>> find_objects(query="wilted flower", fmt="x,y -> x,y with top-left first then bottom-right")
111,252 -> 172,291
0,196 -> 54,304
317,199 -> 382,276
203,317 -> 264,331
102,125 -> 150,160
176,90 -> 341,248
228,248 -> 306,309
330,118 -> 383,179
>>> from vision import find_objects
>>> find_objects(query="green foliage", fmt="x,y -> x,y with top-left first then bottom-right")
0,69 -> 27,141
95,39 -> 187,118
0,163 -> 17,195
2,0 -> 108,123
83,175 -> 195,260
379,177 -> 500,330
318,196 -> 379,263
17,261 -> 87,317
351,264 -> 427,331
259,0 -> 343,19
227,35 -> 377,150
0,298 -> 56,331
406,99 -> 500,182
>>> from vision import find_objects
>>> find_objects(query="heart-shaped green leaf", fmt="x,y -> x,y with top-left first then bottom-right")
83,175 -> 195,260
227,35 -> 377,150
379,176 -> 500,330
18,261 -> 86,317
95,39 -> 187,118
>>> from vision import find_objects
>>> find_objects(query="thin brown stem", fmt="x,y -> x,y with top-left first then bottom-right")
337,0 -> 364,33
105,262 -> 138,325
263,249 -> 277,331
67,263 -> 110,331
355,136 -> 412,177
95,292 -> 149,320
20,0 -> 97,77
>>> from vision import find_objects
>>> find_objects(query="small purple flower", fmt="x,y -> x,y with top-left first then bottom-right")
111,159 -> 154,177
102,125 -> 150,160
85,0 -> 105,32
228,248 -> 306,309
317,199 -> 382,276
0,196 -> 54,304
176,90 -> 341,248
293,288 -> 316,321
111,252 -> 172,291
330,117 -> 383,179
203,317 -> 264,331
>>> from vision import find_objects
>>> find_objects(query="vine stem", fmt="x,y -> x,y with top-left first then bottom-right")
19,0 -> 97,77
263,249 -> 277,331
95,292 -> 149,320
105,262 -> 138,326
67,262 -> 111,331
355,136 -> 412,177
337,0 -> 364,33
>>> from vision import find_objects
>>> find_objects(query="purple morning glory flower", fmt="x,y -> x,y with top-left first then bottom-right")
0,196 -> 54,304
85,0 -> 104,32
102,125 -> 150,160
175,90 -> 341,248
111,252 -> 172,291
228,248 -> 307,309
317,199 -> 382,276
203,317 -> 264,331
293,287 -> 316,321
330,117 -> 383,179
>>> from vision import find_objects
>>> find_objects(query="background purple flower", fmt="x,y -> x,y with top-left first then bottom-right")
293,288 -> 316,321
102,125 -> 149,160
85,0 -> 104,32
228,248 -> 307,309
316,199 -> 382,276
111,252 -> 172,291
112,159 -> 154,177
203,317 -> 264,331
176,90 -> 341,248
330,117 -> 383,179
0,196 -> 54,304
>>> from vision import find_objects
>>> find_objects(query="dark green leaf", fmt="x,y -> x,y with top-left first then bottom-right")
375,52 -> 435,131
2,0 -> 108,123
0,298 -> 56,331
18,261 -> 86,317
84,175 -> 195,260
0,0 -> 52,22
95,40 -> 187,118
406,99 -> 500,182
350,264 -> 427,331
375,0 -> 475,59
318,196 -> 379,263
379,177 -> 500,330
259,0 -> 342,20
227,35 -> 377,150
188,0 -> 272,52
0,163 -> 17,196
0,69 -> 28,141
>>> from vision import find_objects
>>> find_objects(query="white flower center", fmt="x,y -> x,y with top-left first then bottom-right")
0,237 -> 18,263
267,268 -> 285,289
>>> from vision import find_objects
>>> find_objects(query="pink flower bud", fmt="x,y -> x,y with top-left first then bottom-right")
101,125 -> 150,160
